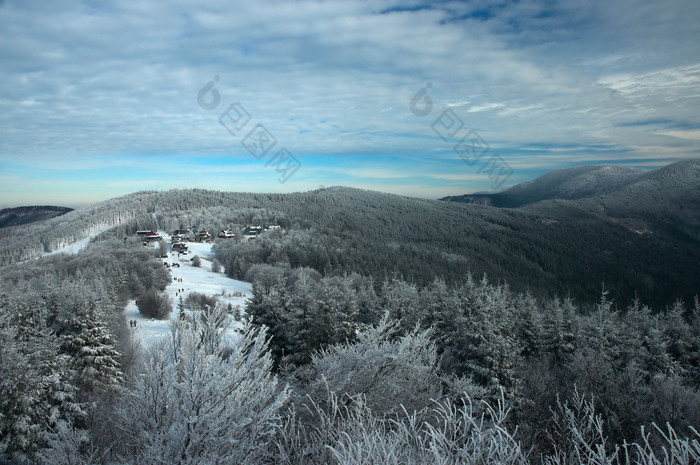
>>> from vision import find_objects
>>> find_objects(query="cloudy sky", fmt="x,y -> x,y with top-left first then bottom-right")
1,0 -> 699,207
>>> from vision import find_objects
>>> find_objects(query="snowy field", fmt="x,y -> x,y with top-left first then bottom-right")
123,233 -> 252,348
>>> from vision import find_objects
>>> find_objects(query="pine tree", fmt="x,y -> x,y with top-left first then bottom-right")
541,297 -> 578,365
0,303 -> 85,460
62,307 -> 125,399
288,270 -> 321,365
246,279 -> 292,367
513,291 -> 542,358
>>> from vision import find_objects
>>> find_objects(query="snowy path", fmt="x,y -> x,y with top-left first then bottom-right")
123,234 -> 251,348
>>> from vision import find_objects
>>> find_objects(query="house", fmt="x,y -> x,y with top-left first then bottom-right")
264,224 -> 282,231
195,229 -> 212,242
144,232 -> 162,242
136,230 -> 154,236
243,225 -> 263,240
218,229 -> 236,239
243,225 -> 262,235
172,242 -> 188,251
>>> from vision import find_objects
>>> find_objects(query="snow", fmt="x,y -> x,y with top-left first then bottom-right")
44,236 -> 93,256
43,223 -> 115,256
123,232 -> 252,348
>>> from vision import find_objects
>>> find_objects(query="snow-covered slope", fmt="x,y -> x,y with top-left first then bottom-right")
123,235 -> 252,348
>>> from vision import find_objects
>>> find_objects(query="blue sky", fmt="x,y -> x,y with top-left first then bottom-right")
1,0 -> 699,207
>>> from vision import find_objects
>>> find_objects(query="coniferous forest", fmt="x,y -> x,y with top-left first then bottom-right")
1,162 -> 699,464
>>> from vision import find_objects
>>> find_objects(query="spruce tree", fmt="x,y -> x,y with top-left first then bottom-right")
62,307 -> 125,399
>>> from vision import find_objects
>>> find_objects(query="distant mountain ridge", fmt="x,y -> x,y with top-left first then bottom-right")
441,164 -> 647,207
0,205 -> 73,229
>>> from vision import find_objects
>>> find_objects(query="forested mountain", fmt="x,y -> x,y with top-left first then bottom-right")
1,160 -> 699,308
0,206 -> 73,229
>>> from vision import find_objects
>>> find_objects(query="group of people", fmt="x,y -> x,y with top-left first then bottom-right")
128,319 -> 138,328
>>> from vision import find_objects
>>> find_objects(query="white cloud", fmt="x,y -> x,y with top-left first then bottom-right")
0,0 -> 699,205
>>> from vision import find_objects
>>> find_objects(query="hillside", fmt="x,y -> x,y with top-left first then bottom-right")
0,205 -> 73,228
0,161 -> 698,307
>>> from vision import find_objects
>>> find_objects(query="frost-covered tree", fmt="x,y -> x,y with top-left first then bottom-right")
114,320 -> 289,464
0,304 -> 84,461
382,277 -> 421,331
295,316 -> 443,418
541,297 -> 578,365
287,269 -> 324,365
61,307 -> 125,400
246,279 -> 293,366
158,239 -> 168,256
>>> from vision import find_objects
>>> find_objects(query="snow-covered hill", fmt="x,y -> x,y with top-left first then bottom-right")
123,235 -> 252,348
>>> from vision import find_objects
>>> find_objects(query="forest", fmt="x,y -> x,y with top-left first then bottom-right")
0,180 -> 699,464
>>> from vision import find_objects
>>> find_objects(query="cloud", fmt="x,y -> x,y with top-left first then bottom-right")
0,0 -> 699,205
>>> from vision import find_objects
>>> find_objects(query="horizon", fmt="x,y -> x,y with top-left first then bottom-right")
0,158 -> 684,210
2,0 -> 699,207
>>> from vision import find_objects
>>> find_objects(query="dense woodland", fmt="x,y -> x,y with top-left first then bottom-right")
1,173 -> 699,464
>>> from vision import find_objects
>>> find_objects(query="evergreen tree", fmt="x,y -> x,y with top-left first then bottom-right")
541,297 -> 578,365
62,307 -> 125,399
0,304 -> 84,460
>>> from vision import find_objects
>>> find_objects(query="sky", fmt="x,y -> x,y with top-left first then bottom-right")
1,0 -> 699,208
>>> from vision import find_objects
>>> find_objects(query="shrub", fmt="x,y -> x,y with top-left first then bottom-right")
192,255 -> 201,267
136,290 -> 172,319
211,258 -> 222,273
184,292 -> 218,312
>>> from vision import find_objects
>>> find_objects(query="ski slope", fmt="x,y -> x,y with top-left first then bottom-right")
123,234 -> 252,348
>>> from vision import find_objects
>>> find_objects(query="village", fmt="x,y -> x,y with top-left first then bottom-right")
125,225 -> 259,348
136,223 -> 282,253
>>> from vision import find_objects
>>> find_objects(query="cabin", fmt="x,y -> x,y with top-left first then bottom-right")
144,232 -> 162,242
136,230 -> 154,236
172,242 -> 188,251
264,224 -> 282,231
243,225 -> 262,235
218,229 -> 236,239
195,229 -> 212,242
243,225 -> 263,240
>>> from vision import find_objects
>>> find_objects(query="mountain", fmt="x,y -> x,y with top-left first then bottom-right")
1,160 -> 698,308
0,205 -> 73,228
441,164 -> 645,207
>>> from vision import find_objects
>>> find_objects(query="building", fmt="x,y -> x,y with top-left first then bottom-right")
172,242 -> 188,251
195,229 -> 212,242
144,232 -> 162,242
